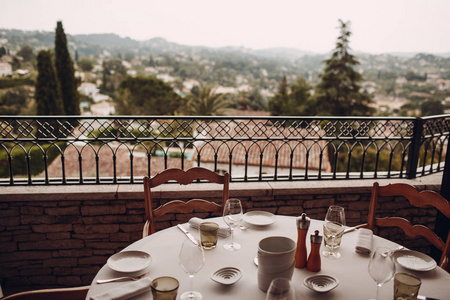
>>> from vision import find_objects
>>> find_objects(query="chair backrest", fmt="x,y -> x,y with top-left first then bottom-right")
1,286 -> 89,300
367,181 -> 450,271
143,167 -> 230,236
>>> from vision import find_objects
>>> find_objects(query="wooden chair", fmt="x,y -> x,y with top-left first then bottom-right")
143,167 -> 230,237
1,286 -> 89,300
366,182 -> 450,271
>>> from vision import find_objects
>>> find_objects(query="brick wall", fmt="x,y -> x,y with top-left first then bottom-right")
0,175 -> 443,296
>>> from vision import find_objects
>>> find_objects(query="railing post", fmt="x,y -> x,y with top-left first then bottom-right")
406,118 -> 423,179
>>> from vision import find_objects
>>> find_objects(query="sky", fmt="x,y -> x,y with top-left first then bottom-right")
1,0 -> 449,54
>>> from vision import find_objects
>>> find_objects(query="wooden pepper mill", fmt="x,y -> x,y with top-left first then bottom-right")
294,213 -> 310,268
307,230 -> 323,272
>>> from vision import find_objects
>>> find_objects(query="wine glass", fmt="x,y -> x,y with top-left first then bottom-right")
179,239 -> 205,300
265,277 -> 296,300
222,198 -> 243,251
322,205 -> 346,259
368,247 -> 395,300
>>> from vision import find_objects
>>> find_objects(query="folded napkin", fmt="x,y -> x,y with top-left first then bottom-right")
355,228 -> 373,255
189,217 -> 231,237
90,277 -> 152,300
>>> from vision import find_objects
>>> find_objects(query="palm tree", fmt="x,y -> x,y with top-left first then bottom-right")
183,85 -> 231,116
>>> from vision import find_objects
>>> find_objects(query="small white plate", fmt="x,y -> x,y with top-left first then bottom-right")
393,249 -> 437,272
107,250 -> 152,274
303,275 -> 339,293
243,211 -> 277,226
211,267 -> 243,285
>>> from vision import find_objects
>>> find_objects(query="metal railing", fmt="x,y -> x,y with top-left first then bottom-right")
0,115 -> 449,185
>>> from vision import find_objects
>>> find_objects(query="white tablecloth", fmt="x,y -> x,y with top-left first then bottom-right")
86,216 -> 450,299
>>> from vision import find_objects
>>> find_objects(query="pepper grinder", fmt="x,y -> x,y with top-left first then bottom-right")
294,213 -> 310,268
307,230 -> 323,272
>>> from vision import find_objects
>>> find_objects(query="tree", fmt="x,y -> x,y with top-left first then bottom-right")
0,87 -> 29,115
35,50 -> 64,115
101,58 -> 127,95
78,59 -> 94,72
115,76 -> 182,115
289,77 -> 314,115
314,20 -> 374,116
183,85 -> 231,116
268,76 -> 313,116
16,45 -> 34,62
54,21 -> 80,115
421,99 -> 444,116
268,75 -> 289,116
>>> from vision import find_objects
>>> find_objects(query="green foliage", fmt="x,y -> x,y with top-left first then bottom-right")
332,141 -> 406,174
35,50 -> 64,115
421,99 -> 444,116
0,78 -> 34,89
101,58 -> 127,95
0,87 -> 29,115
183,85 -> 231,116
314,20 -> 374,116
405,71 -> 427,82
268,76 -> 313,116
115,76 -> 182,115
78,59 -> 94,72
55,21 -> 80,115
16,45 -> 34,62
0,142 -> 67,177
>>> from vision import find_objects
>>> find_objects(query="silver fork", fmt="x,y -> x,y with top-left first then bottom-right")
96,273 -> 147,284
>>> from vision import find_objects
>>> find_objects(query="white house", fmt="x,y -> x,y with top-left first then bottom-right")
0,62 -> 12,77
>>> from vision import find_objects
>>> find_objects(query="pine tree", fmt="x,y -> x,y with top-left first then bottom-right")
315,20 -> 374,116
35,50 -> 64,115
268,75 -> 289,116
54,21 -> 80,115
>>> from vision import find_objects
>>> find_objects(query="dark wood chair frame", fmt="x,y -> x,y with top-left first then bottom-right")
143,167 -> 230,237
364,181 -> 450,271
1,286 -> 89,300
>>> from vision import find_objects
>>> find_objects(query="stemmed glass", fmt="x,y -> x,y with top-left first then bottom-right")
265,277 -> 296,300
223,198 -> 243,251
179,239 -> 205,300
322,205 -> 346,259
368,247 -> 395,300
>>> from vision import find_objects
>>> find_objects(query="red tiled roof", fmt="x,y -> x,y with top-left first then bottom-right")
43,144 -> 193,178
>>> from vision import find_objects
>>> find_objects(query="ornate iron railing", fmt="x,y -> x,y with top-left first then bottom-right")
0,115 -> 449,185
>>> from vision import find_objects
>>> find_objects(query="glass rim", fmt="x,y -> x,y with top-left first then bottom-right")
394,272 -> 422,287
151,276 -> 180,292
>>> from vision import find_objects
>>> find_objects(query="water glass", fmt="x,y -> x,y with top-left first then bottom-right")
199,222 -> 219,249
322,205 -> 346,259
394,273 -> 421,300
151,276 -> 179,300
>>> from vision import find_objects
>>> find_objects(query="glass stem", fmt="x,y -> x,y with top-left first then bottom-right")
330,235 -> 336,254
375,284 -> 381,300
230,227 -> 235,246
189,274 -> 194,294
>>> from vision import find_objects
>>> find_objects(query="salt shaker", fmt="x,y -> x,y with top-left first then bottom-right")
307,230 -> 322,272
294,213 -> 310,268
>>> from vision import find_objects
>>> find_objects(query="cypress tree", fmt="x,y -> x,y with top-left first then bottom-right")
54,21 -> 80,115
35,50 -> 64,115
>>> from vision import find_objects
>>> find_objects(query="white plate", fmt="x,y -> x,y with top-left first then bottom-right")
107,250 -> 152,274
211,267 -> 243,285
393,249 -> 437,271
303,275 -> 339,293
243,211 -> 277,226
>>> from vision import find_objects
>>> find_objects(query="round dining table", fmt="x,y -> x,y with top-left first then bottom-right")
86,215 -> 450,299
